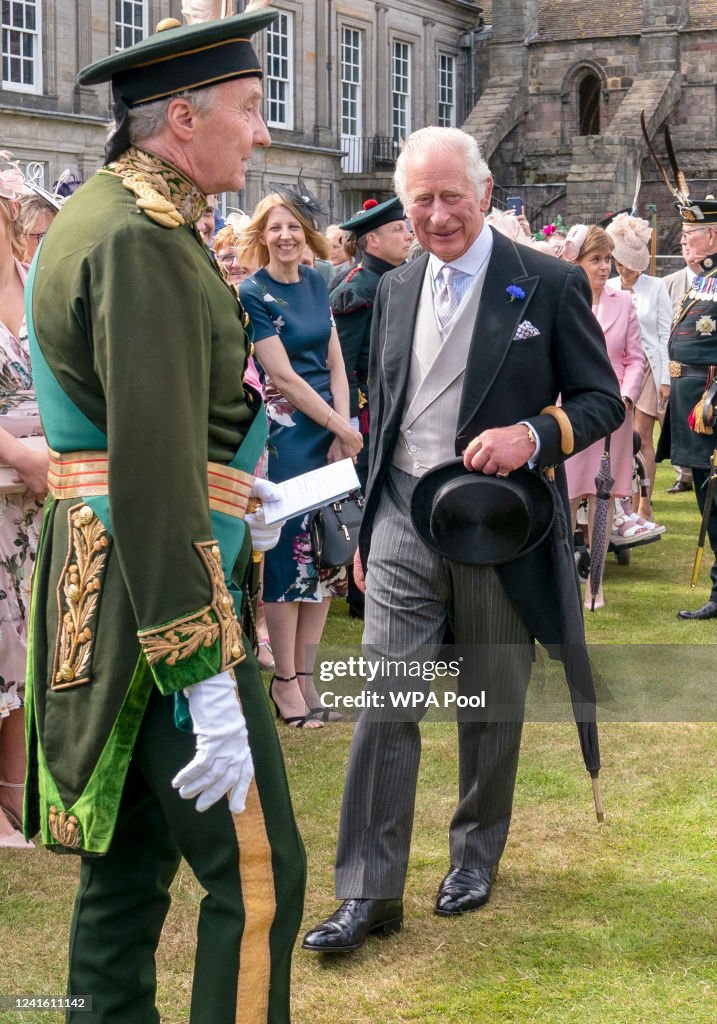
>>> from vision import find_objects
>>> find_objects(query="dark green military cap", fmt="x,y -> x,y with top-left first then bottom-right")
677,195 -> 717,226
339,196 -> 405,239
79,8 -> 278,162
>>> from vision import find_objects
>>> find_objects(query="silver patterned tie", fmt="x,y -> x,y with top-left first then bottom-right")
435,266 -> 460,328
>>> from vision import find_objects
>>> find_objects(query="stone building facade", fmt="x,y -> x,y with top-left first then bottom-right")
2,1 -> 714,246
470,0 -> 717,253
0,0 -> 483,221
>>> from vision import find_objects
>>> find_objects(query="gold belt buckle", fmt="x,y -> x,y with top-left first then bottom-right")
668,360 -> 682,378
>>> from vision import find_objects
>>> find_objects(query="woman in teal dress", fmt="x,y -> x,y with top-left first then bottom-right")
239,194 -> 362,727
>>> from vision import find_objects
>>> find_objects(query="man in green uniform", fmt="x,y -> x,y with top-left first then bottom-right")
331,197 -> 412,616
656,196 -> 717,619
23,11 -> 305,1023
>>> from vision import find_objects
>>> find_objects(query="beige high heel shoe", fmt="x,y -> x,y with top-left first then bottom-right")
0,782 -> 34,848
0,828 -> 34,849
0,779 -> 24,830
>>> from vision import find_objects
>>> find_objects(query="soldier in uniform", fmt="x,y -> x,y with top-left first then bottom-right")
656,197 -> 717,619
331,197 -> 412,616
663,237 -> 704,494
23,10 -> 305,1023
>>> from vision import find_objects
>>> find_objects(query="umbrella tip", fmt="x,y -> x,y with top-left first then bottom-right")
591,773 -> 605,823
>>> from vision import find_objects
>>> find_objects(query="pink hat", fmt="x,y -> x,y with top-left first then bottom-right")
606,213 -> 652,273
555,224 -> 589,263
0,151 -> 25,202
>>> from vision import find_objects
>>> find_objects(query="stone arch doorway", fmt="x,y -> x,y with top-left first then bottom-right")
561,62 -> 607,143
579,73 -> 601,135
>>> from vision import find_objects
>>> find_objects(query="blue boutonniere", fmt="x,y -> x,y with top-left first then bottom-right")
506,284 -> 525,302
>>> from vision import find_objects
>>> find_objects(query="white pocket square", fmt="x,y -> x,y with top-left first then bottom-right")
514,320 -> 541,341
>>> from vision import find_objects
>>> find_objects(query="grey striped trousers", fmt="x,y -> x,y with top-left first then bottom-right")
335,465 -> 532,898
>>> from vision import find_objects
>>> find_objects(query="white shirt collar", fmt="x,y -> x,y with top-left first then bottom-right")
428,221 -> 494,281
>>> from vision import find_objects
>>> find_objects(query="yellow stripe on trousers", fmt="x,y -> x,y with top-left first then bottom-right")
232,779 -> 277,1023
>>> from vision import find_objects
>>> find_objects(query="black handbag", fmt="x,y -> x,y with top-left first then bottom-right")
309,491 -> 364,569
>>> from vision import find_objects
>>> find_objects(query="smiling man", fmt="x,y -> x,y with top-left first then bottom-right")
303,126 -> 623,955
23,10 -> 304,1024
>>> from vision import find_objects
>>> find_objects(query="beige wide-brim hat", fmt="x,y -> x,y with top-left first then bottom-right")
606,212 -> 652,273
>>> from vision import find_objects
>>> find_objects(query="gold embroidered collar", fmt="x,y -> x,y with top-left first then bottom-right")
103,146 -> 207,229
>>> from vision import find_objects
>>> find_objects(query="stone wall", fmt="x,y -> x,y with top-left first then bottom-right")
482,4 -> 716,252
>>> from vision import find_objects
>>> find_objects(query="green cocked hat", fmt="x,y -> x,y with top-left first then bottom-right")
79,8 -> 278,163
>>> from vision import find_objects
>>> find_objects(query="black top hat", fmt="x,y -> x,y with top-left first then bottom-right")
339,196 -> 405,238
410,460 -> 555,566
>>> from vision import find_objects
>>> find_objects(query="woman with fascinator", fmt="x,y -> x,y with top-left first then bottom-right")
0,154 -> 48,847
557,223 -> 645,609
239,187 -> 362,726
605,212 -> 672,527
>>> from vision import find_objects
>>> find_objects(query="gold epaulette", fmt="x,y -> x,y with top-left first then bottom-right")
122,173 -> 184,229
105,146 -> 207,229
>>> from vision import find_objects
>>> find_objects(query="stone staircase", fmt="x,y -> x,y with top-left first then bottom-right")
565,71 -> 681,222
461,74 -> 528,162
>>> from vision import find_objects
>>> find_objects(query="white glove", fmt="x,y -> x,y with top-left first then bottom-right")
171,670 -> 254,814
245,477 -> 286,552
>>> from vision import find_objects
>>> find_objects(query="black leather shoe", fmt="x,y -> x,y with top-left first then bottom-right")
301,898 -> 403,953
435,866 -> 498,916
677,600 -> 717,620
667,481 -> 693,494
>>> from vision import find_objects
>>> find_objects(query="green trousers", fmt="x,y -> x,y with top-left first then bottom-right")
66,658 -> 305,1024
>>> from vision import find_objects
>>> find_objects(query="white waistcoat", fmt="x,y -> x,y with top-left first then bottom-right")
391,261 -> 488,476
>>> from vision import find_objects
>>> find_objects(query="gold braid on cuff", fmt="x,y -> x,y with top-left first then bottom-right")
138,541 -> 245,670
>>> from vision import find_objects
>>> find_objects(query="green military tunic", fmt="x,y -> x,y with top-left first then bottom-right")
23,149 -> 281,854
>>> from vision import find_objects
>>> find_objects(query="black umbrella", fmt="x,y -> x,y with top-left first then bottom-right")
544,473 -> 604,821
588,437 -> 613,613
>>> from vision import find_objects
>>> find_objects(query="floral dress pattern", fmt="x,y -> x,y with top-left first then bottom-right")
240,266 -> 347,602
0,261 -> 44,714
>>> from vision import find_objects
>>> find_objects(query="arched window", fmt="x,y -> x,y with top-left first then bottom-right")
579,74 -> 601,135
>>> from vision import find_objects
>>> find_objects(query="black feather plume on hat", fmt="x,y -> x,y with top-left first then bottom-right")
273,172 -> 325,227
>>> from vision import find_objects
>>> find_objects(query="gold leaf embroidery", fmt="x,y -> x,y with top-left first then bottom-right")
195,540 -> 246,670
137,540 -> 245,671
52,504 -> 110,690
139,608 -> 218,667
105,147 -> 207,229
48,806 -> 82,849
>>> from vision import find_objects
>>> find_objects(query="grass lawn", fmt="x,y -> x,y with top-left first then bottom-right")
2,463 -> 717,1022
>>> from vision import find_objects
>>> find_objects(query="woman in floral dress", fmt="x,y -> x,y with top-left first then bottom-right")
240,194 -> 362,727
0,155 -> 48,847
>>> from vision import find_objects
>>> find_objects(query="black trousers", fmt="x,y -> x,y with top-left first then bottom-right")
691,466 -> 717,602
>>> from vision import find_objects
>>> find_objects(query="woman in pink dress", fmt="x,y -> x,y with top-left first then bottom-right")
558,224 -> 645,609
0,154 -> 48,847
